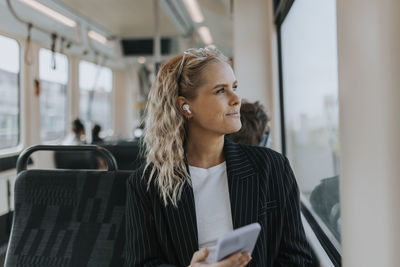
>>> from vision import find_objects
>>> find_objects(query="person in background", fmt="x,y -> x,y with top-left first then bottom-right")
63,118 -> 86,145
227,101 -> 269,147
90,123 -> 107,169
91,124 -> 103,144
125,46 -> 313,266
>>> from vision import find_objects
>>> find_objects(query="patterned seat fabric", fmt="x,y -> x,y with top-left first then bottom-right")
5,170 -> 131,267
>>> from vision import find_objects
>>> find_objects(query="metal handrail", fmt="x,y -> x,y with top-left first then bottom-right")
16,145 -> 118,173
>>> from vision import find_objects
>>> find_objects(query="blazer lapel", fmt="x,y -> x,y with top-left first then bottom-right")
164,173 -> 198,266
224,138 -> 260,229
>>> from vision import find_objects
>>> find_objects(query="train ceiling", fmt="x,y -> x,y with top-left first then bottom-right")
0,0 -> 233,66
58,0 -> 181,38
57,0 -> 233,54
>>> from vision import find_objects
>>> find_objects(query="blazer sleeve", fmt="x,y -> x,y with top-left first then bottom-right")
124,171 -> 178,267
275,157 -> 314,266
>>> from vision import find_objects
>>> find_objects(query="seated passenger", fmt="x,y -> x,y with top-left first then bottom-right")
125,46 -> 313,266
90,124 -> 107,169
226,100 -> 269,146
63,118 -> 86,145
91,124 -> 104,144
310,175 -> 341,240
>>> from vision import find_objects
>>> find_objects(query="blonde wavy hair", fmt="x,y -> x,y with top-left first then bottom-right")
143,46 -> 230,206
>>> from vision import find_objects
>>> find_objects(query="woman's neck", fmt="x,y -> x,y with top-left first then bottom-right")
185,133 -> 225,169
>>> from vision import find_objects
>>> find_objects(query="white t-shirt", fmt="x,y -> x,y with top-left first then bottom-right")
189,161 -> 233,262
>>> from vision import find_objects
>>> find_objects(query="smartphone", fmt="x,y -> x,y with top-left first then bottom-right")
206,223 -> 261,263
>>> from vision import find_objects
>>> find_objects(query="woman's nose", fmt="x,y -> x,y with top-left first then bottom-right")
230,91 -> 241,106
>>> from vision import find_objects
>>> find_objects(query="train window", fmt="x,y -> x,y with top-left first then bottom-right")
79,60 -> 113,134
0,35 -> 20,151
280,0 -> 341,243
39,48 -> 68,142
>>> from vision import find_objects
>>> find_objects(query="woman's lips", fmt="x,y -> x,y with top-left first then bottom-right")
226,112 -> 240,117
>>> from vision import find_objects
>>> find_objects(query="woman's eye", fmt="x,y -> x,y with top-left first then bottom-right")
216,88 -> 225,94
233,85 -> 238,91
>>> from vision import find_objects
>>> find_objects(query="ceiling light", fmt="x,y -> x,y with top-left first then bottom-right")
18,0 -> 76,27
183,0 -> 204,23
88,30 -> 108,44
198,26 -> 213,45
137,57 -> 146,64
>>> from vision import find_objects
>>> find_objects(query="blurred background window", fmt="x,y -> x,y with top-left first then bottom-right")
39,48 -> 68,143
79,60 -> 113,136
0,35 -> 20,151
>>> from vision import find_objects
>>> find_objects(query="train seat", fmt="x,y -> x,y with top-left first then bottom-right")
4,145 -> 131,267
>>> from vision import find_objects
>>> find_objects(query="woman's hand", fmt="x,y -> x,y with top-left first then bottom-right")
189,247 -> 252,267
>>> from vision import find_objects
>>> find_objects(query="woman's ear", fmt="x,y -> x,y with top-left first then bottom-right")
176,96 -> 193,118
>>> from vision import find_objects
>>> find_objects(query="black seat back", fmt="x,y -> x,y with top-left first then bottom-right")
54,150 -> 98,169
5,145 -> 130,267
102,142 -> 144,170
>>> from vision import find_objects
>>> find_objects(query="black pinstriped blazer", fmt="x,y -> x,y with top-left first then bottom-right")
125,139 -> 313,266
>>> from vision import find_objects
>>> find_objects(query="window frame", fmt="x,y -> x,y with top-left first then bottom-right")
273,0 -> 342,265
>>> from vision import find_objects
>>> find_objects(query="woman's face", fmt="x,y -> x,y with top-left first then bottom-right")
186,60 -> 241,135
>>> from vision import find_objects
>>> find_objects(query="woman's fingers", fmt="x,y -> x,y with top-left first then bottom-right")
190,250 -> 251,267
216,252 -> 251,267
190,248 -> 209,265
241,252 -> 252,266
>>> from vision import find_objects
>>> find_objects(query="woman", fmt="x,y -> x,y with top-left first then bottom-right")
125,47 -> 313,267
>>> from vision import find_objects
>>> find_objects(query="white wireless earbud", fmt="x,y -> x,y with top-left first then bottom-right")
182,104 -> 192,114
